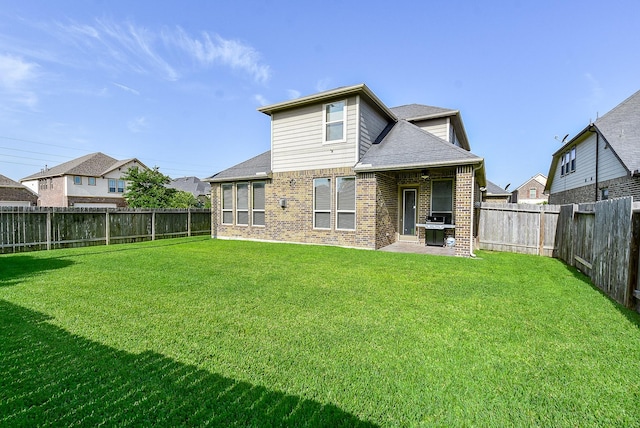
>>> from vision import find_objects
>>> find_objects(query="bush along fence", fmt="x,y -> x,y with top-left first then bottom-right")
0,207 -> 211,254
478,198 -> 640,311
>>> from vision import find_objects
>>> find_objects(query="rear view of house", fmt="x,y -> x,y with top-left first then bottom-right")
0,174 -> 38,207
21,152 -> 147,208
206,84 -> 485,256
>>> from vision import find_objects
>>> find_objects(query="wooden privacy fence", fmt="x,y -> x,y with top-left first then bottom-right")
0,207 -> 211,254
477,203 -> 560,256
554,197 -> 640,308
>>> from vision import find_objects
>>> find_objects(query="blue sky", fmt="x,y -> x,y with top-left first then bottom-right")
1,0 -> 639,190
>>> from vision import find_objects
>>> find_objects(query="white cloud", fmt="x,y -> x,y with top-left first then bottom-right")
287,89 -> 301,99
254,94 -> 269,106
0,54 -> 39,108
112,82 -> 140,96
315,78 -> 332,92
584,72 -> 604,109
128,116 -> 149,133
168,27 -> 271,84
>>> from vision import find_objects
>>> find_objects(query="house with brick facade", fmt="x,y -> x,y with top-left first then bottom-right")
511,173 -> 548,204
0,174 -> 38,206
206,84 -> 485,256
21,152 -> 147,207
546,89 -> 640,204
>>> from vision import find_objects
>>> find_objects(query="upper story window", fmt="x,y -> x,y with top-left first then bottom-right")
88,177 -> 96,186
108,179 -> 126,193
560,147 -> 576,176
529,188 -> 537,199
324,100 -> 346,142
73,176 -> 82,185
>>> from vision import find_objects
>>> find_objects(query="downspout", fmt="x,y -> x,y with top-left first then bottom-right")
469,163 -> 482,258
588,124 -> 599,201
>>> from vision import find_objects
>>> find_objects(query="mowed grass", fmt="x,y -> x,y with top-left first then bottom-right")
2,237 -> 640,426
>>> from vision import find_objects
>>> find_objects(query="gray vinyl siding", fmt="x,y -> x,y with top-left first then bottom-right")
411,117 -> 450,141
550,132 -> 627,194
359,100 -> 390,158
271,96 -> 358,173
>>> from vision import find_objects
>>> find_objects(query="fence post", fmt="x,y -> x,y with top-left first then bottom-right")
152,210 -> 156,241
46,209 -> 51,251
105,211 -> 110,246
538,207 -> 545,256
188,209 -> 192,237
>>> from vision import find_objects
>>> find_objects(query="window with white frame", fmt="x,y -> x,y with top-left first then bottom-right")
108,179 -> 116,193
570,147 -> 576,172
529,188 -> 537,199
117,180 -> 125,193
336,176 -> 356,230
561,147 -> 576,176
324,100 -> 346,142
88,177 -> 96,186
252,181 -> 265,226
313,178 -> 331,229
222,184 -> 233,224
236,182 -> 249,225
431,179 -> 453,224
73,175 -> 82,185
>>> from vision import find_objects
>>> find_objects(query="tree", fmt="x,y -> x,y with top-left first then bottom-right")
122,167 -> 176,208
169,190 -> 200,208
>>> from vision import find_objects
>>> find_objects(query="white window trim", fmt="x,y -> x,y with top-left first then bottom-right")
322,99 -> 347,144
252,181 -> 266,227
236,182 -> 249,226
335,176 -> 356,231
221,183 -> 233,225
108,178 -> 116,193
88,177 -> 96,186
313,177 -> 331,230
73,175 -> 82,185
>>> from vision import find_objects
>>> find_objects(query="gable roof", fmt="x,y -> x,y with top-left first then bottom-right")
205,151 -> 271,183
20,152 -> 145,181
354,120 -> 483,174
515,173 -> 546,192
546,89 -> 640,191
257,83 -> 396,120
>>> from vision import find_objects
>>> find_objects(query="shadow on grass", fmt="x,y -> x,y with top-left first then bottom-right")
0,255 -> 74,287
0,300 -> 375,427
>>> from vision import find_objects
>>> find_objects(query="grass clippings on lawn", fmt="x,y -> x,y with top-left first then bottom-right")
1,237 -> 640,426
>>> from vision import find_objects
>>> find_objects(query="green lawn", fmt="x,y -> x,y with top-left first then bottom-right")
1,238 -> 640,426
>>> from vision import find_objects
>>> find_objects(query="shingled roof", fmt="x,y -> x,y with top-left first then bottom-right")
354,120 -> 482,172
21,152 -> 144,181
0,174 -> 27,188
205,151 -> 271,183
390,104 -> 457,120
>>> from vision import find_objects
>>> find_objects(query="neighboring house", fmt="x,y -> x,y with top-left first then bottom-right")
546,89 -> 640,204
0,174 -> 38,206
511,173 -> 548,204
167,176 -> 210,206
206,84 -> 485,257
21,152 -> 147,207
482,180 -> 511,202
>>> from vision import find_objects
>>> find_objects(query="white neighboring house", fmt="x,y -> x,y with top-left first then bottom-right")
20,152 -> 148,208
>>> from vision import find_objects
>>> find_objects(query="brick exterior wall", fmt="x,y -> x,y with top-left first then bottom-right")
0,187 -> 38,205
549,175 -> 640,204
212,166 -> 476,256
37,177 -> 66,206
454,165 -> 474,257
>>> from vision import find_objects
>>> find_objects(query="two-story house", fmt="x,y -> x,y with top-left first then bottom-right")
21,152 -> 147,207
546,89 -> 640,204
511,173 -> 548,204
206,84 -> 485,256
0,174 -> 38,206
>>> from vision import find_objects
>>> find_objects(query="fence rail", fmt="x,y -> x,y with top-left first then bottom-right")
0,207 -> 211,253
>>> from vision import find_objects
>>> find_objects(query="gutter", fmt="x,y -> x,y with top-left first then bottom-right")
354,158 -> 483,173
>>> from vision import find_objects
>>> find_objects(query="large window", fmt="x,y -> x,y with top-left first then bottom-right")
431,180 -> 453,224
561,147 -> 576,176
252,182 -> 265,226
313,178 -> 331,229
324,100 -> 346,142
108,179 -> 125,193
222,184 -> 233,224
336,177 -> 356,230
236,182 -> 249,225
